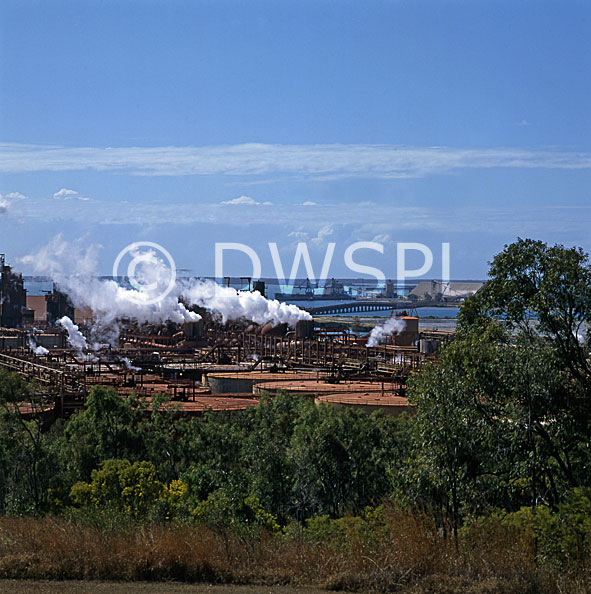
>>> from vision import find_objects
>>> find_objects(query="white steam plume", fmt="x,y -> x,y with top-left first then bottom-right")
121,357 -> 141,372
21,236 -> 200,331
58,316 -> 88,352
367,317 -> 406,347
181,280 -> 311,327
20,236 -> 311,347
28,336 -> 49,356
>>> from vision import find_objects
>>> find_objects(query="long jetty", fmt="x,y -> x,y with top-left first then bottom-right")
303,299 -> 450,316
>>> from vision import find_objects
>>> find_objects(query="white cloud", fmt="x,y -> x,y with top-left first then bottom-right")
221,195 -> 272,206
53,188 -> 91,201
53,188 -> 77,200
372,233 -> 391,244
0,191 -> 27,214
1,142 -> 590,179
288,230 -> 309,240
311,224 -> 334,247
4,191 -> 26,200
5,188 -> 591,238
516,119 -> 531,126
221,195 -> 256,205
302,201 -> 317,206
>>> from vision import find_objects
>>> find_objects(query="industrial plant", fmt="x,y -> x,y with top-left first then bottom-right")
0,254 -> 455,423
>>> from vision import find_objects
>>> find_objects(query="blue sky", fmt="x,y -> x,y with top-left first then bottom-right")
1,0 -> 590,280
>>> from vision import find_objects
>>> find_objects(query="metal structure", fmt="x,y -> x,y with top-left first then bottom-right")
0,255 -> 26,328
305,299 -> 447,315
0,254 -> 454,421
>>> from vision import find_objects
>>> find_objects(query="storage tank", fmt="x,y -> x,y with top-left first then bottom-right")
36,333 -> 67,350
206,370 -> 319,394
183,320 -> 204,339
392,316 -> 419,346
295,319 -> 315,338
316,392 -> 414,417
261,322 -> 288,337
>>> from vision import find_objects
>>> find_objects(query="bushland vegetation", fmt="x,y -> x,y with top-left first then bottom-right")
0,238 -> 590,593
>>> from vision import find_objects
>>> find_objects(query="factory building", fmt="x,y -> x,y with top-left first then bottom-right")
45,286 -> 75,325
0,254 -> 27,328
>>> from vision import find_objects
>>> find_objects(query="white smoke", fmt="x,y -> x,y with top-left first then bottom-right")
21,236 -> 200,332
181,280 -> 311,327
20,236 -> 311,348
121,357 -> 141,372
367,317 -> 406,347
58,316 -> 88,352
28,336 -> 49,356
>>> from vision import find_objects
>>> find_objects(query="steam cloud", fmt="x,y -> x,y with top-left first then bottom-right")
58,316 -> 88,352
181,280 -> 311,327
367,317 -> 406,347
121,357 -> 141,372
28,336 -> 49,356
21,237 -> 198,329
21,236 -> 311,349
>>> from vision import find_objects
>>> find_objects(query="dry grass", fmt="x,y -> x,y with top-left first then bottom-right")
0,517 -> 225,582
0,582 -> 332,594
0,511 -> 589,594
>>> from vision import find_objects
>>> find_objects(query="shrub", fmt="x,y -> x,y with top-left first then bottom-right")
70,459 -> 165,518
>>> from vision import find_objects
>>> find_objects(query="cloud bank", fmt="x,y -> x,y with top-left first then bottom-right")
1,142 -> 590,179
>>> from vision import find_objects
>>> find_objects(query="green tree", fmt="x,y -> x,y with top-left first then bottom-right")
406,332 -> 516,544
289,402 -> 400,519
70,459 -> 165,518
408,238 -> 591,532
181,408 -> 252,508
0,369 -> 58,513
460,238 -> 591,382
59,386 -> 144,483
242,393 -> 307,522
460,238 -> 591,497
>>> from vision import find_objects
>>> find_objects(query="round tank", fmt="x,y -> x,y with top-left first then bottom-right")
261,322 -> 288,337
205,370 -> 319,394
253,379 -> 393,397
316,392 -> 413,416
295,319 -> 315,338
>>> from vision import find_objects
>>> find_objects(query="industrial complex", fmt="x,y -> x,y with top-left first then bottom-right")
0,255 -> 458,422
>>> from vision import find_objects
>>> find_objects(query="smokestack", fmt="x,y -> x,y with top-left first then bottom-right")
253,280 -> 265,297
